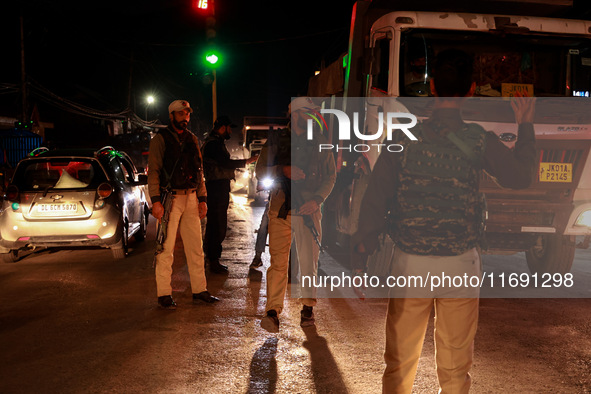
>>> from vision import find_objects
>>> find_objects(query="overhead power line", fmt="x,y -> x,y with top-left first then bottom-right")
25,78 -> 160,127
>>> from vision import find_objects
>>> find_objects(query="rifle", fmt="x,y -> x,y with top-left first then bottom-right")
280,178 -> 325,253
153,136 -> 187,260
154,188 -> 173,255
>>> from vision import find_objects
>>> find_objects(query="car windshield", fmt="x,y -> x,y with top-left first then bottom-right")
13,158 -> 108,191
400,29 -> 591,97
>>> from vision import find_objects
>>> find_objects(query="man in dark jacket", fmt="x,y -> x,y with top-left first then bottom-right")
202,116 -> 257,273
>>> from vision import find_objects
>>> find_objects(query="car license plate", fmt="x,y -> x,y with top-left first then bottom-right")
539,162 -> 572,183
37,203 -> 78,213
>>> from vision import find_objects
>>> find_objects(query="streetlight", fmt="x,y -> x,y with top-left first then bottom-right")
145,95 -> 155,119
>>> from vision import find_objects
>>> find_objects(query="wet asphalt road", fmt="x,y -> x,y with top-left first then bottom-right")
0,191 -> 590,393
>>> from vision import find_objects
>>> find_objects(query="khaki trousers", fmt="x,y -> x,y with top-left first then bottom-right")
383,248 -> 481,394
265,208 -> 321,314
155,193 -> 207,297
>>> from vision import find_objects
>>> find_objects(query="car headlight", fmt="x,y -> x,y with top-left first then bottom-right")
261,178 -> 274,189
575,210 -> 591,228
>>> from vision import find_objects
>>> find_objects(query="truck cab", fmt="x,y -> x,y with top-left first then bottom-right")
315,0 -> 591,274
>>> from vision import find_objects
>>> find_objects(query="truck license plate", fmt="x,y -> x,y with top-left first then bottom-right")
539,162 -> 572,183
37,203 -> 78,213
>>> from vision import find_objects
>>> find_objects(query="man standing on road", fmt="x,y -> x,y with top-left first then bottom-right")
202,116 -> 258,274
148,99 -> 220,309
257,97 -> 336,332
354,49 -> 536,393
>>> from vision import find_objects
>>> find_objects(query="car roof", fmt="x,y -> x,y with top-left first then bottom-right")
27,146 -> 131,161
35,149 -> 98,158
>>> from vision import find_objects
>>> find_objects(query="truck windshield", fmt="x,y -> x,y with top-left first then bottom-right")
400,29 -> 591,97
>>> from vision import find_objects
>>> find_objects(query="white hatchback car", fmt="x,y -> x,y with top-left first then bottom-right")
0,146 -> 149,261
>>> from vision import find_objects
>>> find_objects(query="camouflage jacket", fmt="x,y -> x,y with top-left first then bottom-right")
355,108 -> 536,257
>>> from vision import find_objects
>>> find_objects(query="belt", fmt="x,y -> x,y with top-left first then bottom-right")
171,188 -> 197,195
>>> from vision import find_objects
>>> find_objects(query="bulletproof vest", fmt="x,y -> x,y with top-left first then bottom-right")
390,121 -> 487,256
267,127 -> 291,167
291,130 -> 324,193
158,127 -> 203,189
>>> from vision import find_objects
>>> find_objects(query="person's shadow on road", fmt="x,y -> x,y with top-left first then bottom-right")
247,337 -> 278,394
302,326 -> 350,393
246,268 -> 263,317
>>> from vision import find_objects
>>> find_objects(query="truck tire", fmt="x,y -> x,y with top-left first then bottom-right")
525,234 -> 575,274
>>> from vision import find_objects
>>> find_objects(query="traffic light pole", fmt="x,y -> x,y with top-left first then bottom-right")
20,13 -> 28,123
212,69 -> 217,121
208,0 -> 217,123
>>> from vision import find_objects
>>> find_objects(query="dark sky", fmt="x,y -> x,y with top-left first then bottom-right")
2,0 -> 356,132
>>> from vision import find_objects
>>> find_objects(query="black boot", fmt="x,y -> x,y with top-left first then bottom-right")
209,258 -> 228,274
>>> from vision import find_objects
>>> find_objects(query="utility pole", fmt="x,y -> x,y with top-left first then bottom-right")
127,50 -> 134,111
195,0 -> 219,124
20,13 -> 27,123
206,0 -> 217,122
212,68 -> 217,121
125,50 -> 134,134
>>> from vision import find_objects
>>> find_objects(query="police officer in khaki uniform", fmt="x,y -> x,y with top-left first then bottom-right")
355,50 -> 536,393
148,100 -> 220,309
257,97 -> 336,332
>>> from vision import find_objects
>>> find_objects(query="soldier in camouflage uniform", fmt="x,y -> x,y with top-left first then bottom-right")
256,97 -> 336,333
354,50 -> 536,393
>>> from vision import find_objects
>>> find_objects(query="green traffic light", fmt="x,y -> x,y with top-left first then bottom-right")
204,51 -> 222,68
206,53 -> 218,64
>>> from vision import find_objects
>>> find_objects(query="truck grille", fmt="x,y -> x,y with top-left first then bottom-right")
481,147 -> 587,185
539,148 -> 584,173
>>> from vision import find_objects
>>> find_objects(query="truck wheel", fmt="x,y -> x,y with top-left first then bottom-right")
525,234 -> 575,274
111,221 -> 129,259
1,250 -> 19,263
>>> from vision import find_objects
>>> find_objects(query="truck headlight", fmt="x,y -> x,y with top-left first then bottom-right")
575,210 -> 591,228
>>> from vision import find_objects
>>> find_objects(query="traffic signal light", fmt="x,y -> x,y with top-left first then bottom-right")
192,0 -> 209,10
204,50 -> 222,68
205,52 -> 218,65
